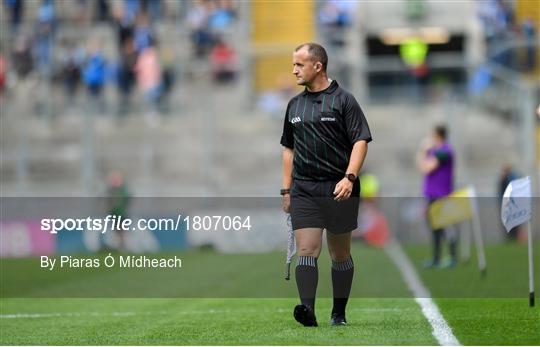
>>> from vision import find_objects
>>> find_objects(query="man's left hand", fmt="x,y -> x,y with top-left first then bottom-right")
333,178 -> 353,201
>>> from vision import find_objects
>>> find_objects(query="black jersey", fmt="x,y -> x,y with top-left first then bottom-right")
280,80 -> 372,181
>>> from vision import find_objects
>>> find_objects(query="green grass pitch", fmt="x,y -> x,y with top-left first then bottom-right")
1,243 -> 539,345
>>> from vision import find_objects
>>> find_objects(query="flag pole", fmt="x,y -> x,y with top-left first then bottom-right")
472,211 -> 487,277
470,190 -> 487,277
462,221 -> 472,263
527,221 -> 535,307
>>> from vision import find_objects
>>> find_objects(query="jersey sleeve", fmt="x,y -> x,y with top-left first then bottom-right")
343,93 -> 372,144
280,101 -> 294,149
434,149 -> 450,165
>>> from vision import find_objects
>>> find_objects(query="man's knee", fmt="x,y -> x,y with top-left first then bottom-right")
295,228 -> 323,257
297,245 -> 321,258
327,233 -> 352,261
329,249 -> 351,262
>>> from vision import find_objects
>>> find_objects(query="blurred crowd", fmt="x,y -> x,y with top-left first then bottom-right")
317,0 -> 355,48
1,0 -> 239,119
477,0 -> 537,71
1,0 -> 536,115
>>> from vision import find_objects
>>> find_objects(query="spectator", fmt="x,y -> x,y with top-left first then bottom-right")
116,37 -> 137,116
477,0 -> 517,68
477,0 -> 511,44
145,0 -> 162,25
112,2 -> 135,52
318,0 -> 356,47
134,43 -> 162,125
522,18 -> 537,72
158,45 -> 176,113
123,0 -> 141,24
105,171 -> 131,252
94,0 -> 111,22
12,35 -> 34,80
34,0 -> 56,76
133,13 -> 153,53
416,125 -> 458,269
319,0 -> 354,28
187,0 -> 213,57
4,0 -> 24,35
210,39 -> 237,83
82,41 -> 107,110
61,44 -> 84,101
208,0 -> 235,32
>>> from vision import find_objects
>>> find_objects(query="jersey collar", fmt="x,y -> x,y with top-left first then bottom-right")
303,79 -> 339,96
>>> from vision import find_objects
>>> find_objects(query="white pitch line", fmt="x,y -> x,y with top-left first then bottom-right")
0,312 -> 138,319
385,239 -> 461,346
0,310 -> 228,319
1,306 -> 407,319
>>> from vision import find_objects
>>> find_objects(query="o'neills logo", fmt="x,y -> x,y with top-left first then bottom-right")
321,117 -> 336,122
291,117 -> 301,124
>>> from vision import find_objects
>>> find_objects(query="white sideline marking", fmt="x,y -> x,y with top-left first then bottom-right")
0,310 -> 225,319
1,312 -> 137,319
385,239 -> 461,346
0,307 -> 406,319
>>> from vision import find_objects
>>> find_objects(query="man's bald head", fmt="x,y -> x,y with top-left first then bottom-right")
295,43 -> 328,72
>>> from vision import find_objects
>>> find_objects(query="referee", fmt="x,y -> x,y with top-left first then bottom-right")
280,43 -> 372,326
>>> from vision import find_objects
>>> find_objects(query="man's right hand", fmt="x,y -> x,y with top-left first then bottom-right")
282,193 -> 291,213
419,137 -> 434,154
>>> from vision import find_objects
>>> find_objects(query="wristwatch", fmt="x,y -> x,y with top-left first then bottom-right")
280,188 -> 291,196
345,173 -> 356,182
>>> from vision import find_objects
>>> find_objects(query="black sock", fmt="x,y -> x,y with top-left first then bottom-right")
295,256 -> 318,313
432,229 -> 443,264
449,237 -> 458,261
331,256 -> 354,316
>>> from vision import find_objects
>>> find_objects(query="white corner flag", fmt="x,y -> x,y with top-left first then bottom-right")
501,176 -> 532,232
501,176 -> 534,307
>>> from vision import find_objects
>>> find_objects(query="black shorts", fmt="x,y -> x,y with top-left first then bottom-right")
290,178 -> 360,234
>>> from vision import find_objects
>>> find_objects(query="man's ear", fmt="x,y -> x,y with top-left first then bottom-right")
315,62 -> 322,72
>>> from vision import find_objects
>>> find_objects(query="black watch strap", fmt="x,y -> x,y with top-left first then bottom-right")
280,188 -> 291,196
346,173 -> 356,182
